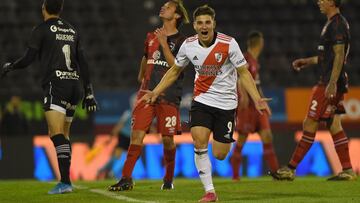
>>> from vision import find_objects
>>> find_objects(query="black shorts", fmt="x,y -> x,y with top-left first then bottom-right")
190,101 -> 235,143
117,133 -> 130,150
43,80 -> 82,121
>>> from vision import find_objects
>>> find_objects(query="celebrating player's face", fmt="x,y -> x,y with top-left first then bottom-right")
193,15 -> 215,46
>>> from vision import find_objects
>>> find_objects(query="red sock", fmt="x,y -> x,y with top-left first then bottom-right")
289,131 -> 315,168
263,143 -> 279,173
122,144 -> 143,178
230,143 -> 244,179
163,148 -> 176,182
332,131 -> 352,170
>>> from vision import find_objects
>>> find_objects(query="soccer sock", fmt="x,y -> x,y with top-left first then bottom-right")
163,148 -> 176,182
288,131 -> 315,169
51,134 -> 71,185
263,143 -> 279,172
194,148 -> 214,192
122,144 -> 143,178
332,131 -> 352,170
230,143 -> 244,179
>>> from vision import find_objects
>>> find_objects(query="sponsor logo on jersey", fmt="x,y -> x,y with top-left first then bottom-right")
50,25 -> 76,34
147,59 -> 169,67
55,70 -> 80,80
215,53 -> 223,63
194,65 -> 222,76
224,134 -> 231,140
193,56 -> 198,60
235,58 -> 246,66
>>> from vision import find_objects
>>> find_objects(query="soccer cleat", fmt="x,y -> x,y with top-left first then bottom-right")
268,171 -> 281,181
327,169 -> 357,181
108,177 -> 134,191
48,182 -> 73,194
161,180 -> 174,190
198,192 -> 218,202
273,166 -> 295,181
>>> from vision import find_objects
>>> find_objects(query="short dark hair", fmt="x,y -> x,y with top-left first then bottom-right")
247,31 -> 263,48
169,0 -> 190,28
43,0 -> 64,15
193,5 -> 215,21
334,0 -> 341,7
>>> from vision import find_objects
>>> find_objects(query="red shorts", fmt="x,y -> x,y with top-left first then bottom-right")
132,100 -> 181,136
235,103 -> 270,135
307,85 -> 346,121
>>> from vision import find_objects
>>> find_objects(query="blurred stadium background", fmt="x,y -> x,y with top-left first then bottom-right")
0,0 -> 359,183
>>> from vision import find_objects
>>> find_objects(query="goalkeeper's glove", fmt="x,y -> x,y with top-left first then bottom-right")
1,62 -> 13,78
82,84 -> 98,112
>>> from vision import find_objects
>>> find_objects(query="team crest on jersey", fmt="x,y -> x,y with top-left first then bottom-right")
215,53 -> 223,63
152,50 -> 161,60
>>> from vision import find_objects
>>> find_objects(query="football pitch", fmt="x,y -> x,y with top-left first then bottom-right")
0,177 -> 359,203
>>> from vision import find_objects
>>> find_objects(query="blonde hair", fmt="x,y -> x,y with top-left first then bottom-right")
170,0 -> 190,27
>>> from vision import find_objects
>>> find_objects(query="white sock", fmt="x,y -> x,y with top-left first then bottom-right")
194,148 -> 214,192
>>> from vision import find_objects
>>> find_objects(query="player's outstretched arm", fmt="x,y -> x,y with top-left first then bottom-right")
237,65 -> 271,115
237,79 -> 249,110
1,48 -> 38,77
292,56 -> 318,71
141,64 -> 183,104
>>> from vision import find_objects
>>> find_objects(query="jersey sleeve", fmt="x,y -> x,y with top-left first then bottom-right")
330,21 -> 347,45
143,33 -> 151,58
27,25 -> 43,50
174,41 -> 189,68
229,38 -> 247,69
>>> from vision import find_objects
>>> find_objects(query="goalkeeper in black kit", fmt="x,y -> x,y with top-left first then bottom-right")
1,0 -> 98,194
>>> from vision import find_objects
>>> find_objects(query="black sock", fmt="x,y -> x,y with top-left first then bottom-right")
51,134 -> 71,185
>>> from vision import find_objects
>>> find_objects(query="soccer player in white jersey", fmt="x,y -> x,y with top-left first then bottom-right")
141,5 -> 270,202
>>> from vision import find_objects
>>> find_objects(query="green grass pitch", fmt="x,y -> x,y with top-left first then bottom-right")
0,177 -> 359,202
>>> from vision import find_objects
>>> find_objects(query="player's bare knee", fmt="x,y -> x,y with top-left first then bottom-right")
194,140 -> 208,149
329,118 -> 343,135
213,152 -> 227,160
162,136 -> 175,149
303,117 -> 318,132
237,134 -> 247,144
260,130 -> 273,143
130,130 -> 145,145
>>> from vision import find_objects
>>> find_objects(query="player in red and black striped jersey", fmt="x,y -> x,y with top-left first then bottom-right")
274,0 -> 356,181
108,0 -> 190,192
230,31 -> 279,181
1,0 -> 98,194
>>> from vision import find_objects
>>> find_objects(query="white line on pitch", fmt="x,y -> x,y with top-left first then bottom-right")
72,184 -> 159,203
90,189 -> 159,203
